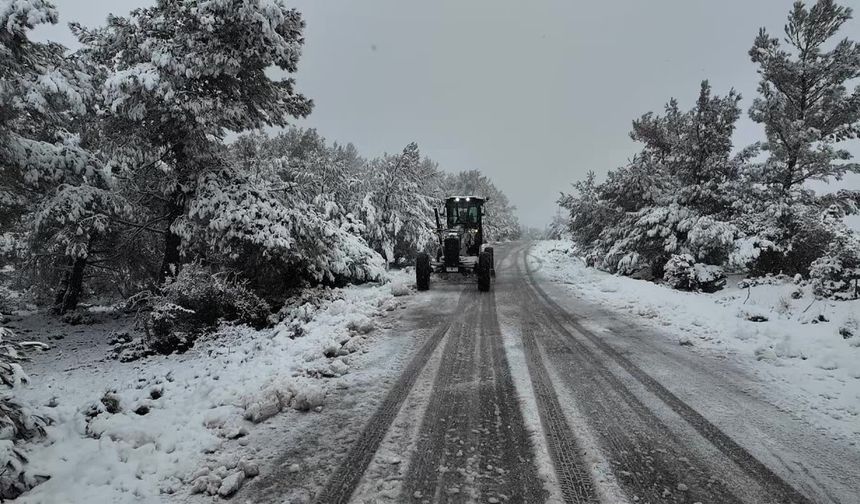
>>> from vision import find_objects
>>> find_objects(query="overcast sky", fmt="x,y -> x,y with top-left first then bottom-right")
33,0 -> 860,228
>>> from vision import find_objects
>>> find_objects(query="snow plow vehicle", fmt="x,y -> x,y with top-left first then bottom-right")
416,196 -> 495,292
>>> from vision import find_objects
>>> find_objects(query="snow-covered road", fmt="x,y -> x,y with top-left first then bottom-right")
288,241 -> 860,504
30,239 -> 842,503
509,243 -> 859,504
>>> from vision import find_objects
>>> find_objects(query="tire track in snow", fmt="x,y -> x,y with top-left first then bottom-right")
475,289 -> 548,501
401,244 -> 545,503
314,289 -> 468,504
518,269 -> 740,503
401,299 -> 481,502
523,247 -> 814,504
513,264 -> 600,502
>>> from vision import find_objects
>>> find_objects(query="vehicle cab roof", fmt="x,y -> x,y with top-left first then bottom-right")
445,195 -> 485,202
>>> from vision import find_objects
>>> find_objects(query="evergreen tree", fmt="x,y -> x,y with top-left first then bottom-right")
0,0 -> 132,312
561,82 -> 747,278
360,143 -> 439,264
0,325 -> 47,499
749,0 -> 860,193
745,0 -> 860,274
74,0 -> 313,282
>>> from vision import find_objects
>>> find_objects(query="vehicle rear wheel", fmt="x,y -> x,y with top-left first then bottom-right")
416,252 -> 431,291
477,250 -> 492,292
485,246 -> 495,277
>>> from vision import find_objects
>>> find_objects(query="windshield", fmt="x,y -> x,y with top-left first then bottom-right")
446,201 -> 479,227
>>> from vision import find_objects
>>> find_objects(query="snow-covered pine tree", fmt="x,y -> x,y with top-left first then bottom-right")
561,82 -> 746,282
360,143 -> 439,265
247,127 -> 368,227
219,130 -> 384,293
175,165 -> 385,291
746,0 -> 860,274
557,171 -> 614,257
74,0 -> 313,282
545,211 -> 572,240
0,0 -> 132,312
0,325 -> 47,498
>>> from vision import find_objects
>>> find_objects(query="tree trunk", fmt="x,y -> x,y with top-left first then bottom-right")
158,193 -> 185,283
159,142 -> 191,284
55,255 -> 87,314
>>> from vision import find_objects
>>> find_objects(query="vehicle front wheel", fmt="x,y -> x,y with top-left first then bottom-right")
416,252 -> 431,291
484,246 -> 495,277
477,250 -> 492,292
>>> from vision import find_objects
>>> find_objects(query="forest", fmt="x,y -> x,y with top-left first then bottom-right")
0,0 -> 521,497
556,0 -> 860,298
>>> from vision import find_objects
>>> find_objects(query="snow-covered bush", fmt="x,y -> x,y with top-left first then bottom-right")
663,254 -> 726,293
142,263 -> 270,354
0,327 -> 48,499
272,287 -> 344,333
839,315 -> 858,341
162,264 -> 271,328
178,170 -> 386,292
0,286 -> 18,318
803,206 -> 860,300
809,234 -> 860,300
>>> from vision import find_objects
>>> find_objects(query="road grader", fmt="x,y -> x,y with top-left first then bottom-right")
416,195 -> 495,292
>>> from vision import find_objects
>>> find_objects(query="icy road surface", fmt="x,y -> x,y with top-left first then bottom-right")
252,242 -> 860,503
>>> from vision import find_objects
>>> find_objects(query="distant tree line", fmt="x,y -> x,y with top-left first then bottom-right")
559,0 -> 860,298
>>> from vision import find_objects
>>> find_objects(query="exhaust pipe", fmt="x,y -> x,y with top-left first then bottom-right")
434,208 -> 444,247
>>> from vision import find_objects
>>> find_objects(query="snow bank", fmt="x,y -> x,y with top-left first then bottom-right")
14,271 -> 410,503
532,240 -> 860,440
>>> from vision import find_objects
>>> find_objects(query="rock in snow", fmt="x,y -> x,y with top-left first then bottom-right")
290,381 -> 326,411
218,471 -> 246,497
243,391 -> 284,424
390,281 -> 411,297
239,459 -> 260,478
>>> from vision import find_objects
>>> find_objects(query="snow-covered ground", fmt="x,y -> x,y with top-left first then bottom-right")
12,272 -> 415,503
531,240 -> 860,443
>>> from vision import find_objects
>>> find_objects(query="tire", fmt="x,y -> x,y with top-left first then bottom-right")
416,252 -> 431,291
485,246 -> 495,277
477,250 -> 492,292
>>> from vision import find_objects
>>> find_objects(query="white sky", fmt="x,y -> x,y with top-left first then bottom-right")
33,0 -> 860,228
